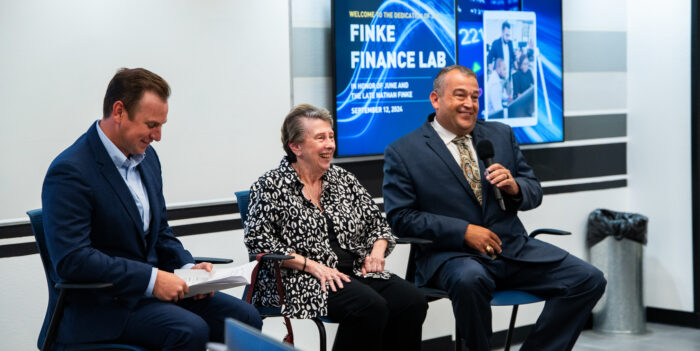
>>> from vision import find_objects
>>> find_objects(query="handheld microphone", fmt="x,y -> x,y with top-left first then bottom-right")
476,140 -> 506,211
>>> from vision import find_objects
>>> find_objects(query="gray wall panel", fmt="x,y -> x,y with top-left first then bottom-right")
564,31 -> 626,72
292,27 -> 331,77
564,114 -> 627,140
564,72 -> 627,111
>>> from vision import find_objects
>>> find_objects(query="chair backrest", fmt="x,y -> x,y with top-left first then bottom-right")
28,208 -> 152,351
28,209 -> 53,282
235,190 -> 250,227
27,208 -> 56,349
235,190 -> 254,301
225,318 -> 295,351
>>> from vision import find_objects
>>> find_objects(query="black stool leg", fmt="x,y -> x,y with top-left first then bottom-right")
312,318 -> 327,351
504,305 -> 519,351
455,319 -> 462,351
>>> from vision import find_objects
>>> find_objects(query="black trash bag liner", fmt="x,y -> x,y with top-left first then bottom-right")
586,208 -> 648,247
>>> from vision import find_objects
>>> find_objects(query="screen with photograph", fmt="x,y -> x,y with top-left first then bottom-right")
457,0 -> 564,144
332,0 -> 563,157
333,0 -> 456,157
483,11 -> 537,126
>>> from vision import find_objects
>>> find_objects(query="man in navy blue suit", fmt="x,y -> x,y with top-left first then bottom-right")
41,68 -> 262,350
383,65 -> 606,351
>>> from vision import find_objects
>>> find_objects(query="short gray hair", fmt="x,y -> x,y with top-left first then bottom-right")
281,104 -> 334,162
433,65 -> 477,96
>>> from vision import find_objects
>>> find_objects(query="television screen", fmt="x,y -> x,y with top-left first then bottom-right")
332,0 -> 563,157
333,0 -> 456,157
457,0 -> 564,144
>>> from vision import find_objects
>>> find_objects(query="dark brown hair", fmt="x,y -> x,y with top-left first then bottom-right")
102,68 -> 170,119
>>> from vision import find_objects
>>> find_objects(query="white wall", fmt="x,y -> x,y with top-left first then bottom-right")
0,0 -> 292,222
627,0 -> 694,311
0,0 -> 292,349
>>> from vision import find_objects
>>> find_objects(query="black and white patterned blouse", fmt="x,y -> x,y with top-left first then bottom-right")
244,157 -> 396,319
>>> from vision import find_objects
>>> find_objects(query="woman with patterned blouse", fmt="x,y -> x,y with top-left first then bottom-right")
244,104 -> 427,351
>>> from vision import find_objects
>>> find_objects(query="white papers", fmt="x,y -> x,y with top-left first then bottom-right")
175,261 -> 257,298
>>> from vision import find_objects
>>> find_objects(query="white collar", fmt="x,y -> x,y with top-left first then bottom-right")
431,118 -> 467,145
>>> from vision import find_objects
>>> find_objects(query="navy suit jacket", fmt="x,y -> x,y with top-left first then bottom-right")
41,123 -> 194,345
383,115 -> 567,286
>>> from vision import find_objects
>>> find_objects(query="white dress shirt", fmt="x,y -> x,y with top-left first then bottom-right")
430,118 -> 479,166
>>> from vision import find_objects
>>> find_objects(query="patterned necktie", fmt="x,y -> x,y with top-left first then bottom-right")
453,135 -> 482,205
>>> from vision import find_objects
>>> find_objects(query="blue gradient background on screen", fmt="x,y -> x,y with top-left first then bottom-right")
334,0 -> 456,156
457,0 -> 563,144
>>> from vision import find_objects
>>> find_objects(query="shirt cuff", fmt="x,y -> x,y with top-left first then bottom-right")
181,263 -> 195,269
145,267 -> 158,297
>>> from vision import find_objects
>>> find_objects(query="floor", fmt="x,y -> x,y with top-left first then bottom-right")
496,323 -> 700,351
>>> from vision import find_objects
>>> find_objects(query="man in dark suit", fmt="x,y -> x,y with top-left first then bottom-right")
486,21 -> 516,79
383,65 -> 606,351
41,68 -> 262,350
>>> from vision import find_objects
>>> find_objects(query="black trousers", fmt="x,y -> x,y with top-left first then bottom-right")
326,273 -> 428,351
434,254 -> 607,351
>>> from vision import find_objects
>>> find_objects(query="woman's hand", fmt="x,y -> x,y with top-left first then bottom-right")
306,260 -> 351,293
362,239 -> 387,275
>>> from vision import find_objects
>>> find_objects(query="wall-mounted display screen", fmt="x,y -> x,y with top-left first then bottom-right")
333,0 -> 456,157
333,0 -> 563,157
457,0 -> 564,144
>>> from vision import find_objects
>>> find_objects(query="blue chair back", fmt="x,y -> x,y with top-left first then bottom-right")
225,318 -> 295,351
28,209 -> 147,351
235,190 -> 258,302
235,191 -> 250,227
27,209 -> 57,349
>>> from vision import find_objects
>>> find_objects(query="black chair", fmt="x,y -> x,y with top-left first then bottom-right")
28,208 -> 233,351
235,190 -> 334,351
402,228 -> 571,351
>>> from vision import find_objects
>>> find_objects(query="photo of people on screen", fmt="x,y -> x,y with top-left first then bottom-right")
483,11 -> 537,125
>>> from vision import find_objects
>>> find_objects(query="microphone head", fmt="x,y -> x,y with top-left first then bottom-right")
476,140 -> 495,159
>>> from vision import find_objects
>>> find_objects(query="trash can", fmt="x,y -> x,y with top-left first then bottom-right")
587,208 -> 648,334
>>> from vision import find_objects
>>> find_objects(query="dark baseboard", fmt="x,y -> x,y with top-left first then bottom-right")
420,335 -> 452,351
490,324 -> 533,349
647,307 -> 700,328
420,325 -> 534,351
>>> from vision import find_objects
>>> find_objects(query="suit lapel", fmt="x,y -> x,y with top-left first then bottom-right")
87,125 -> 145,237
139,158 -> 160,252
421,122 -> 480,204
